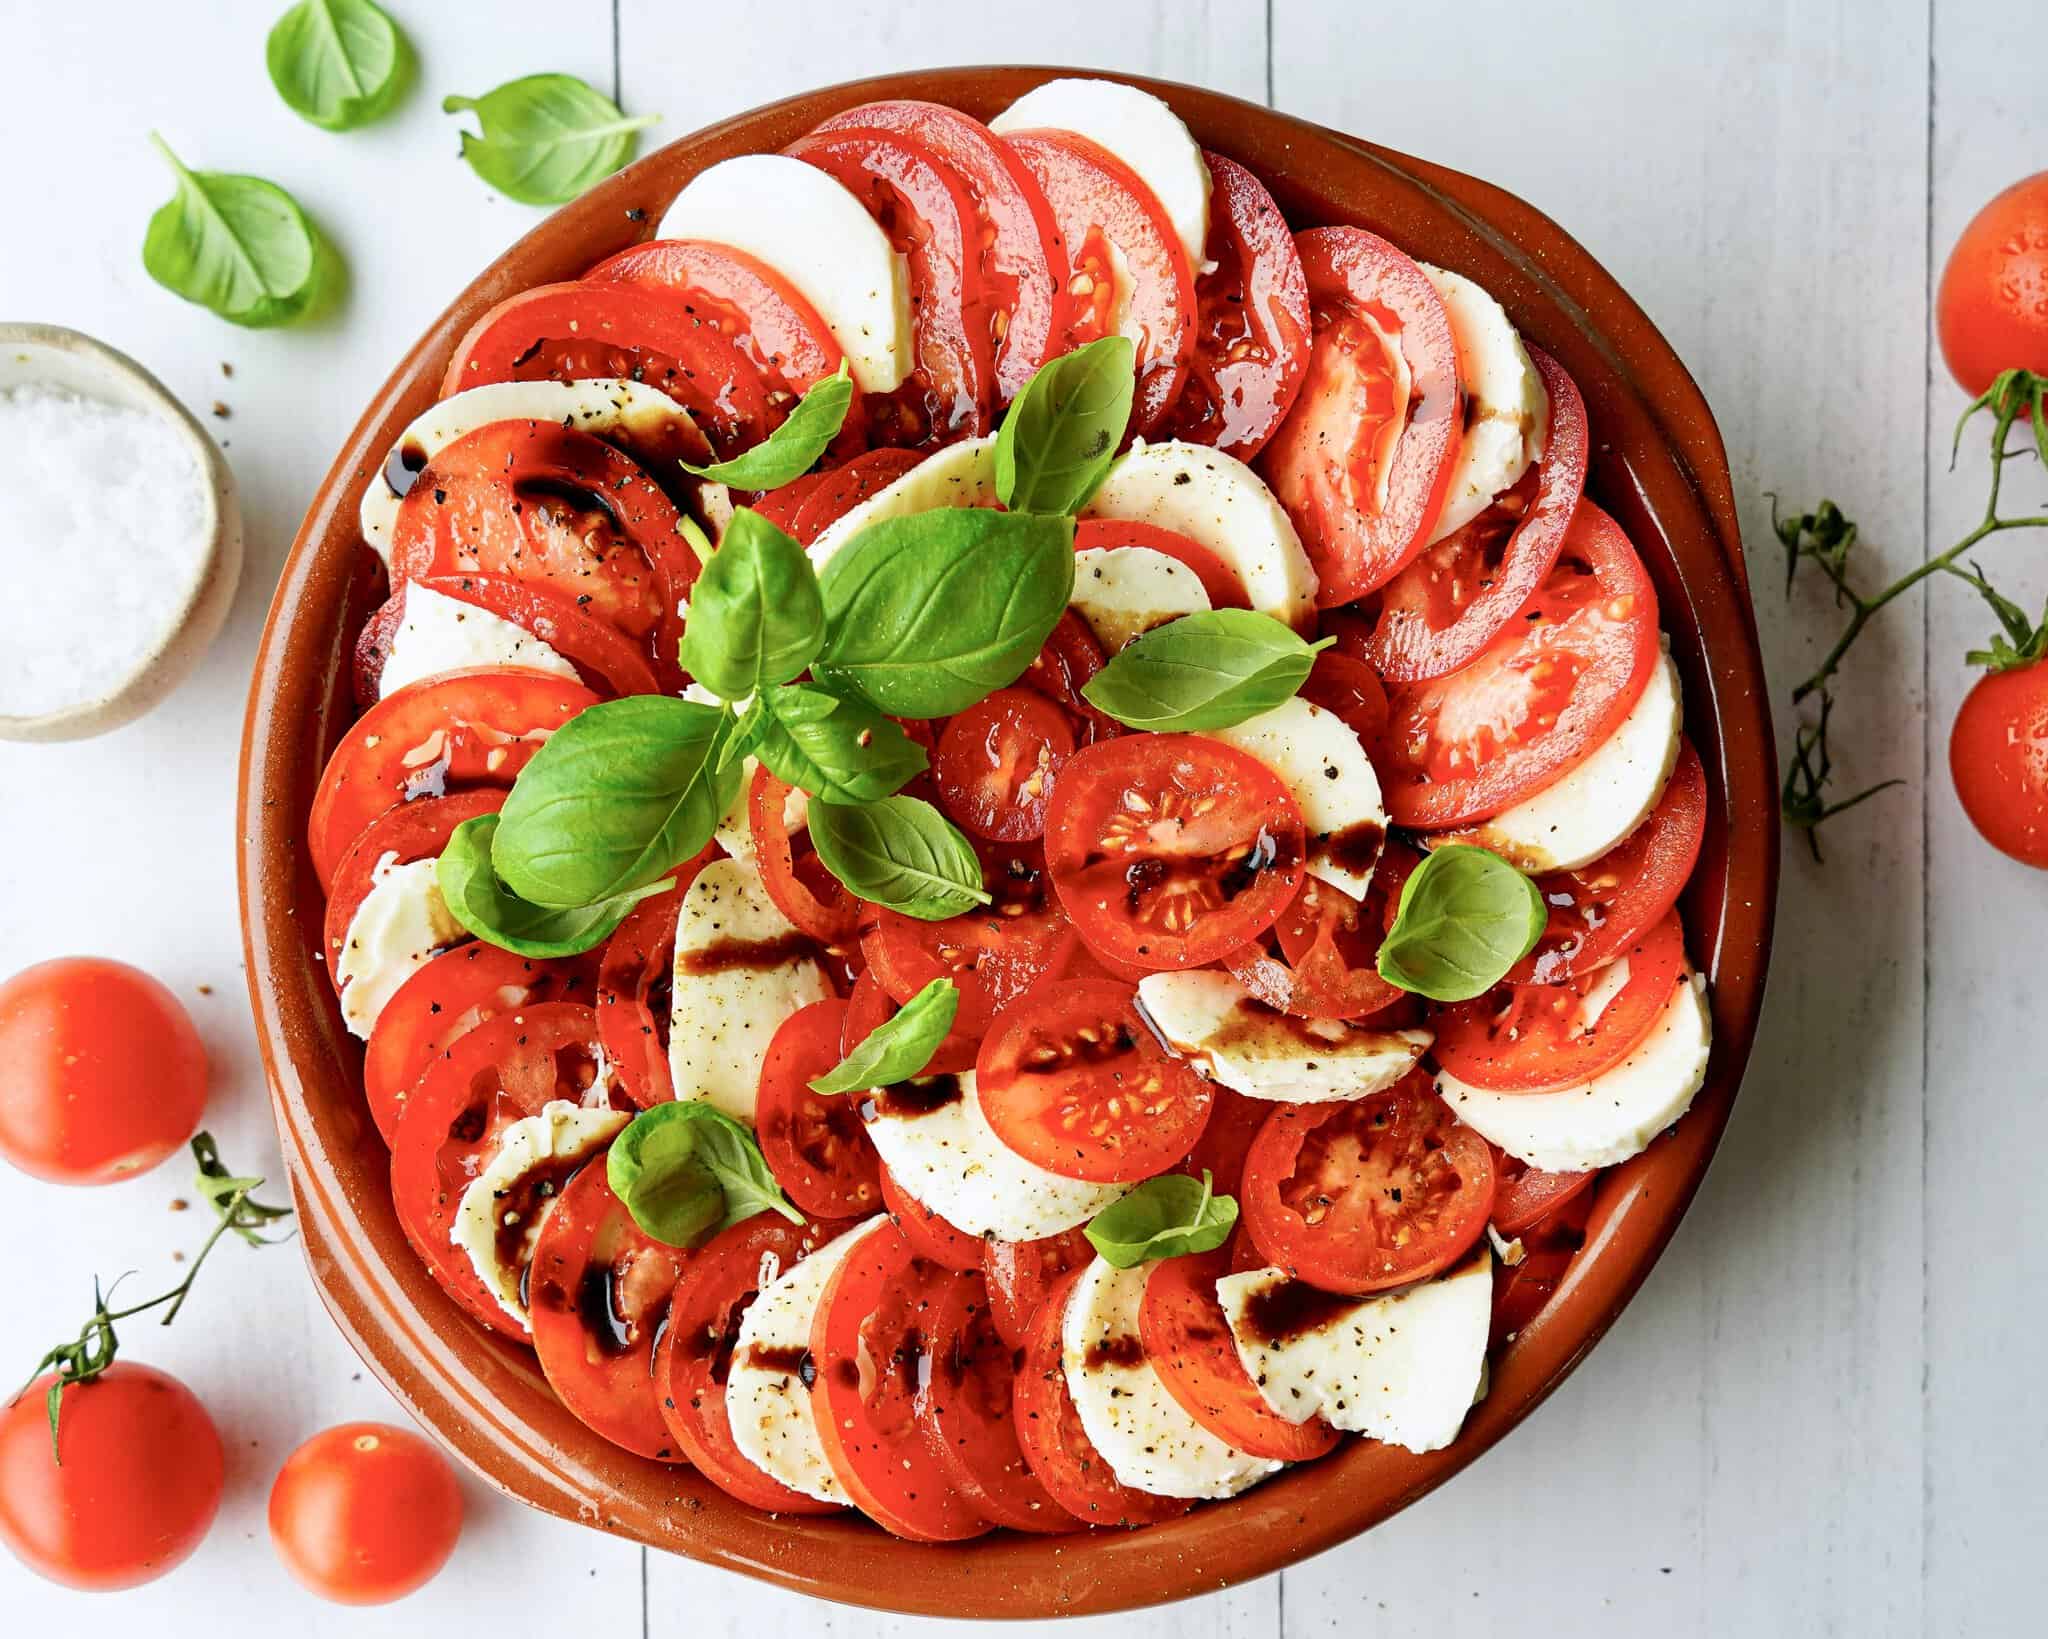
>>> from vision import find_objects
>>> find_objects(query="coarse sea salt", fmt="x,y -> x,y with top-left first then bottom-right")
0,383 -> 210,720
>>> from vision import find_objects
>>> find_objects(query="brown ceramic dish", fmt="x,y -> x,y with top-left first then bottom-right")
238,65 -> 1777,1618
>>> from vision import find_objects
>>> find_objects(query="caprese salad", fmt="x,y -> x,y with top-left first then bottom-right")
306,77 -> 1712,1540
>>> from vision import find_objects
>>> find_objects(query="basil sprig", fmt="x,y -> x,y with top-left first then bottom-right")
266,0 -> 412,132
683,364 -> 853,489
1085,1172 -> 1237,1269
607,1103 -> 803,1248
443,75 -> 658,205
141,134 -> 340,328
809,978 -> 958,1095
1081,610 -> 1332,732
438,815 -> 672,958
678,508 -> 826,700
808,797 -> 989,920
996,335 -> 1135,514
1376,844 -> 1546,1002
754,684 -> 927,805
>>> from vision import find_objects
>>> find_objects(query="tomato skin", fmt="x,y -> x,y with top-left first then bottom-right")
1949,659 -> 2048,868
1936,171 -> 2048,397
0,958 -> 207,1186
757,1000 -> 884,1220
0,1364 -> 223,1590
933,687 -> 1076,842
267,1423 -> 462,1606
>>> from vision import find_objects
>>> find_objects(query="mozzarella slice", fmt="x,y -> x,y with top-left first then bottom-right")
1215,1245 -> 1492,1453
1083,440 -> 1318,630
1454,642 -> 1683,873
451,1099 -> 629,1330
667,855 -> 832,1124
1071,545 -> 1211,651
1203,694 -> 1387,897
378,583 -> 578,699
727,1217 -> 884,1505
359,378 -> 700,567
990,78 -> 1211,273
1061,1256 -> 1281,1498
334,853 -> 466,1040
806,434 -> 998,569
1136,970 -> 1430,1103
658,154 -> 912,395
1438,969 -> 1712,1171
861,1071 -> 1123,1242
1419,264 -> 1548,543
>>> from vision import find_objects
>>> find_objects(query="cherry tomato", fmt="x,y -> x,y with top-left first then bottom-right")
877,1163 -> 984,1272
980,1226 -> 1094,1350
933,687 -> 1076,842
757,1000 -> 883,1219
267,1422 -> 462,1605
0,1363 -> 222,1590
1073,517 -> 1250,610
594,848 -> 718,1108
1936,171 -> 2048,397
0,958 -> 207,1186
1949,658 -> 2048,867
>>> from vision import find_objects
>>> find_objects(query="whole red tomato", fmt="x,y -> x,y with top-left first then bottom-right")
1949,660 -> 2048,867
268,1422 -> 464,1604
1937,171 -> 2048,397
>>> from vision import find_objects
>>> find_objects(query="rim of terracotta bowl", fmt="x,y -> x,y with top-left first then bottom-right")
238,65 -> 1778,1619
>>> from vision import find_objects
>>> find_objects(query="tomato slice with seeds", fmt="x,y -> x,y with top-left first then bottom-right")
1489,1148 -> 1597,1239
1222,846 -> 1410,1021
933,687 -> 1076,843
980,1226 -> 1095,1350
1072,518 -> 1250,610
596,847 -> 717,1107
1021,608 -> 1119,744
1140,1247 -> 1339,1461
1158,152 -> 1312,461
1240,1074 -> 1496,1295
756,999 -> 883,1220
527,1156 -> 688,1459
1261,226 -> 1464,604
748,768 -> 860,946
877,1163 -> 984,1273
976,979 -> 1213,1182
321,790 -> 499,1006
1379,498 -> 1661,830
1044,735 -> 1305,971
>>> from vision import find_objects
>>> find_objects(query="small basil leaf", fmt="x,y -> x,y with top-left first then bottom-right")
815,508 -> 1075,716
678,508 -> 825,699
754,684 -> 928,805
438,814 -> 673,957
1081,610 -> 1332,732
809,978 -> 958,1095
682,363 -> 853,488
443,75 -> 658,206
607,1102 -> 803,1249
808,796 -> 990,920
493,697 -> 738,907
995,336 -> 1136,514
715,694 -> 771,772
265,0 -> 412,132
1084,1172 -> 1237,1269
1376,843 -> 1547,1002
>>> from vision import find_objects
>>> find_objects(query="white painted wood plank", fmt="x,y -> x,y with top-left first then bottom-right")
1272,2 -> 1929,1634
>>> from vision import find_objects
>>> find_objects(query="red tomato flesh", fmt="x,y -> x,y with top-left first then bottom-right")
980,1226 -> 1095,1350
756,999 -> 883,1220
934,686 -> 1076,842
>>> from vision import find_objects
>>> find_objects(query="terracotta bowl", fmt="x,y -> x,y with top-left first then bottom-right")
238,65 -> 1778,1618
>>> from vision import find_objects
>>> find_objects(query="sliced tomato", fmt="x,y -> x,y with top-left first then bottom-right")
1431,911 -> 1688,1092
1222,851 -> 1407,1021
595,847 -> 716,1107
1240,1075 -> 1495,1294
1366,349 -> 1589,682
1044,735 -> 1305,971
306,668 -> 597,893
1298,647 -> 1390,747
1179,1088 -> 1271,1199
811,1221 -> 990,1540
321,790 -> 498,1002
1490,1150 -> 1597,1239
933,687 -> 1075,843
1002,130 -> 1196,435
1158,152 -> 1311,460
976,979 -> 1212,1182
756,999 -> 882,1220
1011,1270 -> 1191,1528
748,768 -> 861,945
1261,226 -> 1463,603
783,446 -> 926,544
527,1155 -> 687,1459
842,969 -> 978,1077
1021,608 -> 1119,744
1489,1182 -> 1596,1346
654,1214 -> 850,1514
1379,498 -> 1661,829
877,1163 -> 983,1273
980,1226 -> 1094,1350
1072,518 -> 1250,610
1140,1247 -> 1339,1461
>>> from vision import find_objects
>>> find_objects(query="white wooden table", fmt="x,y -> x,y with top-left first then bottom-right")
1,2 -> 2038,1632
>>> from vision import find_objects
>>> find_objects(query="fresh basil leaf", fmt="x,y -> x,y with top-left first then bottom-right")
1081,610 -> 1332,732
808,796 -> 989,920
1085,1172 -> 1237,1269
678,508 -> 825,699
715,693 -> 771,772
438,814 -> 671,957
815,508 -> 1075,716
265,0 -> 412,132
809,978 -> 958,1095
683,363 -> 853,488
493,697 -> 738,907
606,1102 -> 803,1249
443,75 -> 658,206
1377,843 -> 1546,1002
141,133 -> 340,328
995,336 -> 1136,514
754,684 -> 927,805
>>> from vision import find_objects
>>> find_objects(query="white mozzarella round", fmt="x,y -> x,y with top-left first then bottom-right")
806,434 -> 998,570
1215,1245 -> 1492,1453
1437,969 -> 1712,1171
1418,264 -> 1548,543
990,77 -> 1211,272
378,583 -> 578,699
1083,440 -> 1318,630
1135,970 -> 1431,1103
658,154 -> 913,396
1061,1256 -> 1281,1499
334,852 -> 466,1040
1203,694 -> 1387,897
1071,544 -> 1212,651
860,1071 -> 1123,1242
